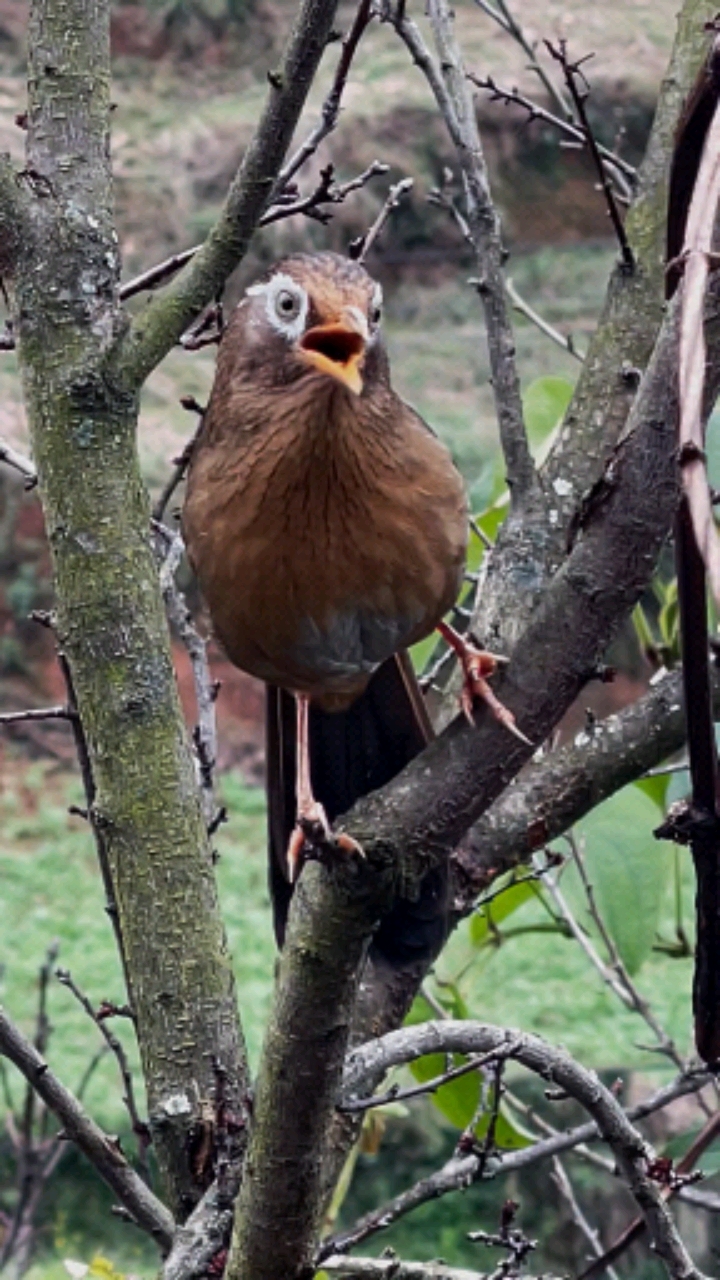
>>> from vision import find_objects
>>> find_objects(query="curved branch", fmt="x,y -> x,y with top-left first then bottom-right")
321,1258 -> 563,1280
326,1067 -> 714,1260
340,1022 -> 708,1280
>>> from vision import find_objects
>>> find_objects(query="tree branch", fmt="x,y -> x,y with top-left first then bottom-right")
340,1022 -> 708,1280
327,1065 -> 714,1261
120,0 -> 343,387
0,1007 -> 174,1252
454,665 -> 702,896
231,281 -> 699,1280
389,0 -> 534,504
321,1258 -> 562,1280
0,438 -> 37,487
472,0 -> 718,656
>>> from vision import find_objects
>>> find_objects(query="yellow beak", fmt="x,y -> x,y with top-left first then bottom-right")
298,308 -> 368,396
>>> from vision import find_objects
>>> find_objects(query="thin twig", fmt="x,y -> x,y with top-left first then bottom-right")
505,277 -> 585,361
120,248 -> 198,302
389,0 -> 534,501
544,41 -> 634,273
351,176 -> 413,263
55,969 -> 150,1179
121,157 -> 389,304
0,439 -> 37,488
154,525 -> 218,828
540,841 -> 686,1074
551,1156 -> 620,1280
276,0 -> 375,191
0,705 -> 75,726
0,1008 -> 174,1250
337,1042 -> 519,1113
472,0 -> 570,120
468,72 -> 635,198
152,413 -> 204,524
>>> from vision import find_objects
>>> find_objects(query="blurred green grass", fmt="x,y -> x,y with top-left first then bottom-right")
0,756 -> 697,1134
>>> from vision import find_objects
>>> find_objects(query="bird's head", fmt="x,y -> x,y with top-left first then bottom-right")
238,253 -> 385,397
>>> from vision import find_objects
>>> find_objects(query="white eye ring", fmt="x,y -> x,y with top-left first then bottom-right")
246,272 -> 308,341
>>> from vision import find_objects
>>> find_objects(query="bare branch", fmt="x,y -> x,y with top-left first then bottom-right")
55,969 -> 150,1177
677,103 -> 720,602
578,1108 -> 720,1280
0,439 -> 37,488
326,1064 -> 715,1261
472,0 -> 570,121
120,248 -> 198,303
152,411 -> 205,525
352,177 -> 413,263
551,1157 -> 620,1280
121,0 -> 344,386
339,1022 -> 709,1280
325,1256 -> 559,1279
452,665 -> 709,900
0,1007 -> 174,1251
540,839 -> 685,1071
277,0 -> 375,190
321,1257 -> 559,1280
154,526 -> 219,829
468,73 -> 636,189
337,1040 -> 521,1114
0,705 -> 75,726
388,0 -> 534,502
544,41 -> 634,272
505,277 -> 585,361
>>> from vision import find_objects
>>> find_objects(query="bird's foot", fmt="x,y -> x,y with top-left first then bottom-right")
436,620 -> 532,745
286,801 -> 364,883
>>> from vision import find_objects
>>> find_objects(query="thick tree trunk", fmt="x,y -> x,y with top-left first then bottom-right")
14,0 -> 249,1219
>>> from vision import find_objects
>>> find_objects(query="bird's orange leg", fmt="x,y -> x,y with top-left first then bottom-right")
436,620 -> 531,745
286,693 -> 364,883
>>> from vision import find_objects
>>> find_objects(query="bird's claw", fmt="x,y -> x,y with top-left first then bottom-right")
436,620 -> 531,745
287,802 -> 365,883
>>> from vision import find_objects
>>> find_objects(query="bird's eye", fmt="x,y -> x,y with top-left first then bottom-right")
275,289 -> 302,321
370,303 -> 382,327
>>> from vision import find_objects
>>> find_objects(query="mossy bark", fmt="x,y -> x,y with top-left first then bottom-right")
13,0 -> 249,1220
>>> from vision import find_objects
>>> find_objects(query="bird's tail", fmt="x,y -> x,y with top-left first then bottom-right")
265,652 -> 449,968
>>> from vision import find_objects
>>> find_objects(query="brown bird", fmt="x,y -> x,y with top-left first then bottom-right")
183,252 -> 517,955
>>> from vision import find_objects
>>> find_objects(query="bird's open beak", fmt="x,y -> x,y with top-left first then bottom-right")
298,307 -> 368,395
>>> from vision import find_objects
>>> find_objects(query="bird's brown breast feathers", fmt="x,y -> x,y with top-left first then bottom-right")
184,372 -> 467,705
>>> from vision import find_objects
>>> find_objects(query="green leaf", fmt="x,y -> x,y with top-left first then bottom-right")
633,773 -> 670,812
575,787 -> 671,975
474,1100 -> 534,1150
430,1057 -> 481,1128
522,376 -> 574,458
469,874 -> 542,948
705,405 -> 720,489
